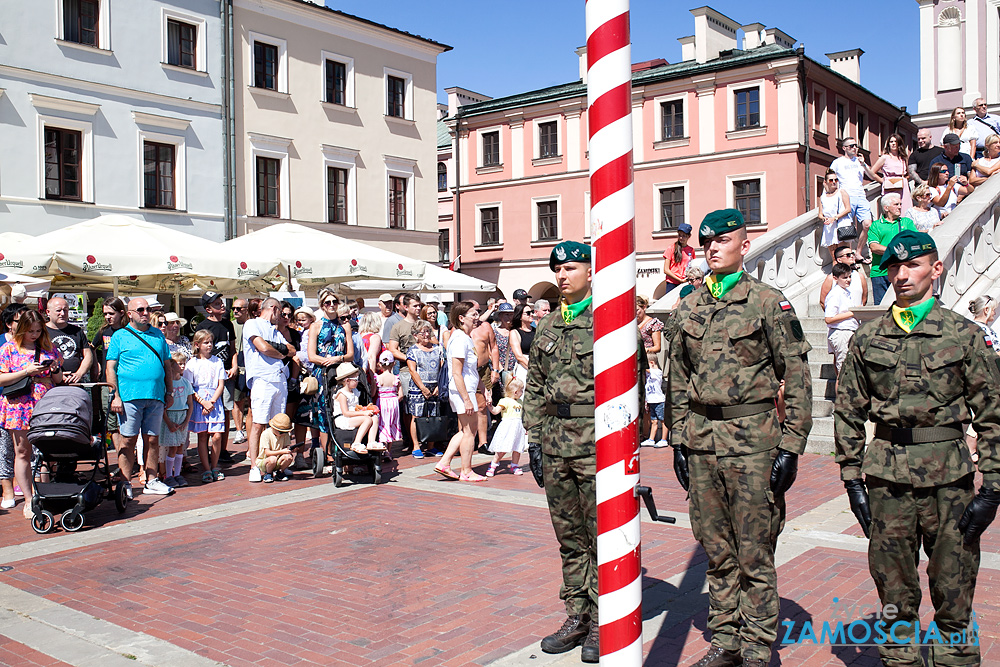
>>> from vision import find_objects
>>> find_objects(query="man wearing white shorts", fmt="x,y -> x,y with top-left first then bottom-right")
831,138 -> 879,261
242,297 -> 294,482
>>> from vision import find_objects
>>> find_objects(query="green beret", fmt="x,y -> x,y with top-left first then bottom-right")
879,230 -> 937,270
549,241 -> 592,271
698,208 -> 746,246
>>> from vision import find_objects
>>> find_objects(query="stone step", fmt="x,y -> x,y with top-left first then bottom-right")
813,399 -> 833,418
805,433 -> 835,455
811,415 -> 834,437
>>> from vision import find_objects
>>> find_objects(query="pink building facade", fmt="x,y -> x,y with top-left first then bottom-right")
441,7 -> 916,301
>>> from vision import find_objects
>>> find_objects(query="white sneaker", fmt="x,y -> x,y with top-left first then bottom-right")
0,498 -> 15,509
232,430 -> 247,444
248,466 -> 262,483
144,478 -> 174,495
640,439 -> 655,448
655,440 -> 670,448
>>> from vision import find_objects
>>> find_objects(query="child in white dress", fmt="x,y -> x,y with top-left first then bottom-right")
486,377 -> 527,476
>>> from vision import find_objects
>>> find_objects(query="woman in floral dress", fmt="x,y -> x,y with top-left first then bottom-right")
307,287 -> 353,444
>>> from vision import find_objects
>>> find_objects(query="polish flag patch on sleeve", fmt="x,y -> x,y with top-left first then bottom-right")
779,301 -> 792,312
986,336 -> 994,348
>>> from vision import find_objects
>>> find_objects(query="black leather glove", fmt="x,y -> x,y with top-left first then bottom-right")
769,449 -> 798,496
958,487 -> 1000,545
673,445 -> 690,492
844,479 -> 872,538
269,340 -> 289,356
528,442 -> 544,488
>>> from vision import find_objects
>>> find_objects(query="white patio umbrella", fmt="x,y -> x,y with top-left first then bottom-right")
340,263 -> 495,294
220,223 -> 426,287
2,215 -> 284,294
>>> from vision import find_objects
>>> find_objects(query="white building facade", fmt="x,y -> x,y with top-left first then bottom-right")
0,0 -> 227,241
233,0 -> 450,263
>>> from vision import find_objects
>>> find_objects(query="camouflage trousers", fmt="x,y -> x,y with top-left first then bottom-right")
867,474 -> 980,667
543,452 -> 598,620
688,449 -> 784,662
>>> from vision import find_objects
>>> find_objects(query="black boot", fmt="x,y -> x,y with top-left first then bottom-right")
691,646 -> 742,667
540,614 -> 591,654
580,622 -> 599,663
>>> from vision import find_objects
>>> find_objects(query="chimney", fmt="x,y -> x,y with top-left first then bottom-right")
826,48 -> 864,85
445,86 -> 492,117
576,45 -> 588,84
690,6 -> 740,64
741,22 -> 765,50
762,27 -> 796,49
678,35 -> 696,61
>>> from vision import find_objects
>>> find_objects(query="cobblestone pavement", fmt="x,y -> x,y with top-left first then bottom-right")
0,443 -> 996,666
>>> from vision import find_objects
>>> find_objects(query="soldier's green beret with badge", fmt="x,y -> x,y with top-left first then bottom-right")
698,208 -> 746,246
549,241 -> 592,271
879,230 -> 937,270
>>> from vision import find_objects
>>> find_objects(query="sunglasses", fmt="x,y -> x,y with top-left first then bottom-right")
233,306 -> 246,311
130,307 -> 150,314
323,300 -> 339,306
843,144 -> 857,149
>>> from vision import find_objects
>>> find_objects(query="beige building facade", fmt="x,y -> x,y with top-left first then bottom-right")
233,0 -> 450,261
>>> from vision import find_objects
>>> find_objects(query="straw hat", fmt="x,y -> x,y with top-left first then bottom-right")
293,306 -> 315,320
163,312 -> 188,327
335,362 -> 360,382
268,413 -> 293,433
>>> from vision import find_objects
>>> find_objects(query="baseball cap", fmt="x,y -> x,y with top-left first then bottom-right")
378,350 -> 395,365
378,293 -> 393,302
513,289 -> 528,301
497,302 -> 514,313
200,291 -> 223,308
942,133 -> 961,145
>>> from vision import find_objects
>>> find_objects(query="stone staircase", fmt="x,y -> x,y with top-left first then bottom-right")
800,314 -> 835,454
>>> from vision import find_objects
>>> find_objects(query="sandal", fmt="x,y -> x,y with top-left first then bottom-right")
213,468 -> 225,481
201,471 -> 214,484
485,463 -> 498,478
367,442 -> 386,452
434,464 -> 460,480
351,444 -> 368,455
460,472 -> 488,482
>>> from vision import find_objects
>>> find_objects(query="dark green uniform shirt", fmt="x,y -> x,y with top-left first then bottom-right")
835,300 -> 1000,490
669,273 -> 813,456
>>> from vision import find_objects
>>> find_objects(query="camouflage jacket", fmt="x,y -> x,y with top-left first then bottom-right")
668,273 -> 813,456
524,304 -> 647,457
834,301 -> 1000,490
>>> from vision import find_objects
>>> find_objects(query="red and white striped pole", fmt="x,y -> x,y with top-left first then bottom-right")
587,0 -> 641,664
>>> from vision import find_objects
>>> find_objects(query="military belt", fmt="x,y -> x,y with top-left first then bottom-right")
874,424 -> 965,445
690,399 -> 775,421
544,404 -> 595,418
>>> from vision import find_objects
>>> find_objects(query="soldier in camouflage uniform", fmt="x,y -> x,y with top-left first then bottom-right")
523,240 -> 601,664
669,209 -> 813,667
835,230 -> 1000,667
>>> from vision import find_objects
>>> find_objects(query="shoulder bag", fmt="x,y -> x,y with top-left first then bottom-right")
2,347 -> 40,400
415,398 -> 453,445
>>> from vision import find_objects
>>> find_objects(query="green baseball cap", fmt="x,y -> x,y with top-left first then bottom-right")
549,241 -> 592,271
698,208 -> 746,246
879,230 -> 937,270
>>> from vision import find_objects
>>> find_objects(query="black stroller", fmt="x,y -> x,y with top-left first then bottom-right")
27,384 -> 129,534
310,365 -> 383,487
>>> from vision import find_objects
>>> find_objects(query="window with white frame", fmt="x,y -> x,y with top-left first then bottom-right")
479,128 -> 501,167
726,81 -> 766,133
836,99 -> 848,140
384,155 -> 416,229
658,185 -> 685,231
58,0 -> 110,49
384,67 -> 413,120
532,196 -> 561,242
479,205 -> 501,246
535,118 -> 560,159
133,111 -> 190,211
248,133 -> 291,218
812,86 -> 827,134
321,51 -> 354,107
438,228 -> 450,263
437,162 -> 447,192
248,32 -> 287,93
322,144 -> 358,225
731,177 -> 762,225
856,108 -> 868,150
31,94 -> 98,203
661,99 -> 684,139
161,9 -> 207,72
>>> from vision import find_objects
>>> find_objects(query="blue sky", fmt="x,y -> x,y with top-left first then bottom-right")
330,0 -> 920,112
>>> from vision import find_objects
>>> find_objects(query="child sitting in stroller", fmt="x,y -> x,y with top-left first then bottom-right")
331,363 -> 383,455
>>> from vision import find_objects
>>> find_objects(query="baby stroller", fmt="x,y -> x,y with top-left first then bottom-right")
26,384 -> 129,534
310,365 -> 383,487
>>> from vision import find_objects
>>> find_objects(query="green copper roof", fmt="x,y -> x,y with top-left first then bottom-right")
437,119 -> 452,149
448,44 -> 903,120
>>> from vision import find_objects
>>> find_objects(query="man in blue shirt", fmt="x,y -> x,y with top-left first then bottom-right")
107,298 -> 173,496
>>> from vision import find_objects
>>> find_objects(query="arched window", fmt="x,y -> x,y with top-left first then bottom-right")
936,7 -> 962,92
437,162 -> 447,192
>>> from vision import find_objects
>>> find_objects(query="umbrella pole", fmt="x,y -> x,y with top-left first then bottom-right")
174,285 -> 181,313
113,277 -> 119,298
